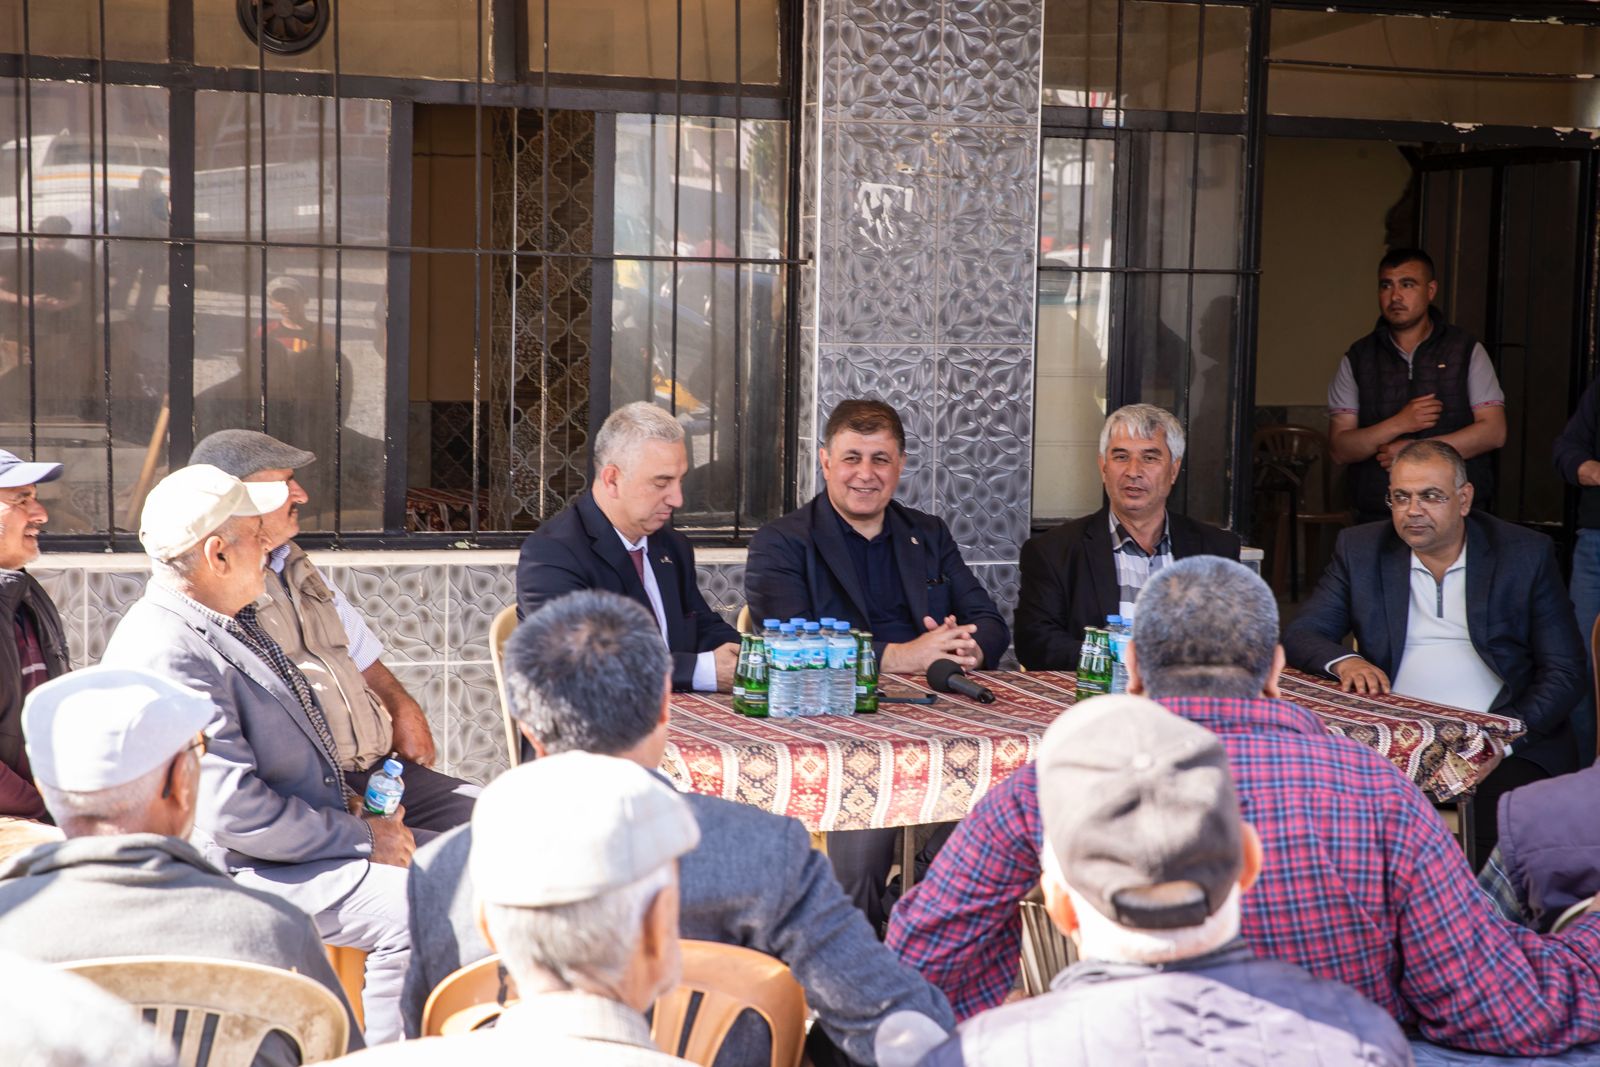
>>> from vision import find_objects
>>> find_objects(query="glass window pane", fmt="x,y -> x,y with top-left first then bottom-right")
1270,11 -> 1600,127
1044,0 -> 1249,113
0,0 -> 168,62
1032,271 -> 1110,523
1039,134 -> 1114,269
195,0 -> 492,82
1125,131 -> 1243,272
528,0 -> 781,85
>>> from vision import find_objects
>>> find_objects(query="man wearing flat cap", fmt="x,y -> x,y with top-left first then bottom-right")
101,464 -> 413,1046
190,429 -> 475,832
0,665 -> 362,1065
0,447 -> 67,858
336,752 -> 698,1066
917,695 -> 1409,1066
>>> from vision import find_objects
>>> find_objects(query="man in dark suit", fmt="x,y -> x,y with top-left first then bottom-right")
1284,439 -> 1584,861
1015,404 -> 1240,670
516,401 -> 740,693
745,399 -> 1009,674
401,591 -> 954,1066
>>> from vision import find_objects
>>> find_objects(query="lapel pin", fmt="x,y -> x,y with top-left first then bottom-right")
660,554 -> 672,565
910,536 -> 919,545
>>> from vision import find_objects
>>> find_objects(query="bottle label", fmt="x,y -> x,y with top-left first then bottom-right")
364,782 -> 401,817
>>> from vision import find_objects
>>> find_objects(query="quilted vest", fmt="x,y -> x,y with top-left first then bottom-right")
252,543 -> 392,772
1497,765 -> 1600,932
1345,308 -> 1490,515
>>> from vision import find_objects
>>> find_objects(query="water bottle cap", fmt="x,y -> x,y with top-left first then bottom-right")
789,618 -> 807,626
833,621 -> 852,631
803,622 -> 821,632
1107,614 -> 1123,625
762,618 -> 780,629
819,617 -> 837,626
780,623 -> 796,633
382,758 -> 403,777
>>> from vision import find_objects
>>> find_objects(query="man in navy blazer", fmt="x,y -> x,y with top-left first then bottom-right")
516,401 -> 740,693
1283,439 -> 1584,862
745,399 -> 1009,674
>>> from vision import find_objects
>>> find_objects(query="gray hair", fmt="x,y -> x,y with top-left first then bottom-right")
483,863 -> 673,989
1392,439 -> 1468,488
594,401 -> 685,472
1099,404 -> 1186,464
149,514 -> 255,581
1132,556 -> 1278,699
503,591 -> 671,756
38,761 -> 168,834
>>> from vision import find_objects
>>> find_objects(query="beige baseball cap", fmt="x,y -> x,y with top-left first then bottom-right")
138,464 -> 287,561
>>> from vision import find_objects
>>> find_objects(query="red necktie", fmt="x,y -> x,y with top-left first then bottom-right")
629,546 -> 647,582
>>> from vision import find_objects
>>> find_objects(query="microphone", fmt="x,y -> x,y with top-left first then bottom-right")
927,659 -> 995,704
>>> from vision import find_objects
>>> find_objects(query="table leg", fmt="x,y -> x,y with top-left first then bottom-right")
1456,795 -> 1477,871
901,825 -> 918,893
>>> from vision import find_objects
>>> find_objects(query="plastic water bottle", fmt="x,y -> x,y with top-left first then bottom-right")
363,758 -> 405,817
828,621 -> 858,716
820,617 -> 837,630
768,624 -> 801,718
1106,615 -> 1131,696
762,618 -> 781,641
801,622 -> 828,716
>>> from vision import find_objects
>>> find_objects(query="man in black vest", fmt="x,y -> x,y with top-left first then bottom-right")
1328,248 -> 1506,523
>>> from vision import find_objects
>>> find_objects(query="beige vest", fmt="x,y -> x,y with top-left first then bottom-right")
253,543 -> 392,772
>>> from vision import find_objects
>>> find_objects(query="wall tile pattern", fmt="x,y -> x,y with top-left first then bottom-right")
805,0 -> 1043,565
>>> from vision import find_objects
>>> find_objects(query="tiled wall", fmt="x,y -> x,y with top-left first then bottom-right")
31,549 -> 749,788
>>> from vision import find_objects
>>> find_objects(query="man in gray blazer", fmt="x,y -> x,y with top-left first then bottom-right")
401,590 -> 954,1065
100,465 -> 414,1045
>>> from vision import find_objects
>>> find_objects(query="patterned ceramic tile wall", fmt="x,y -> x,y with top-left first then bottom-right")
804,0 -> 1043,565
36,551 -> 754,789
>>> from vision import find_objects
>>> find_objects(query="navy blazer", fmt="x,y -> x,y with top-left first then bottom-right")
1014,505 -> 1242,670
1282,513 -> 1583,777
744,493 -> 1010,668
515,493 -> 739,691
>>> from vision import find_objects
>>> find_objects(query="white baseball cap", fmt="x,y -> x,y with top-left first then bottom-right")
470,752 -> 700,907
23,666 -> 216,792
138,464 -> 287,561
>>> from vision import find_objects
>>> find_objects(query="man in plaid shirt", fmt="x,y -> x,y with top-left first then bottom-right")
888,556 -> 1600,1056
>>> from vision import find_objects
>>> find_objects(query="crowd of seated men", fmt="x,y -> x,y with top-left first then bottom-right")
4,382 -> 1600,1066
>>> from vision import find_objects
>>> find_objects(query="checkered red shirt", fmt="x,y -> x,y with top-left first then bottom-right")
887,695 -> 1600,1055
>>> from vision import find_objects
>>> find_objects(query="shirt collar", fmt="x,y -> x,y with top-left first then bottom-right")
1410,541 -> 1467,577
1159,694 -> 1330,740
614,527 -> 648,553
495,991 -> 657,1049
267,543 -> 292,574
1109,510 -> 1170,555
160,582 -> 241,632
827,492 -> 890,545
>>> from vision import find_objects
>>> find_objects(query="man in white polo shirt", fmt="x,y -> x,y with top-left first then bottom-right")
1284,439 -> 1584,862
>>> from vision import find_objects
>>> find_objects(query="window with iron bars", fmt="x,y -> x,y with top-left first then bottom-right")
0,0 -> 800,547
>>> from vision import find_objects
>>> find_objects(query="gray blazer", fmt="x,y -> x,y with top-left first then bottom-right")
101,582 -> 373,914
401,785 -> 954,1063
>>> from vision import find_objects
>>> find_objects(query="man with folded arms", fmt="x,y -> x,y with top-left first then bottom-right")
0,448 -> 68,860
917,695 -> 1409,1066
400,590 -> 952,1066
338,752 -> 697,1066
0,664 -> 361,1064
100,465 -> 412,1045
190,429 -> 476,832
889,555 -> 1600,1057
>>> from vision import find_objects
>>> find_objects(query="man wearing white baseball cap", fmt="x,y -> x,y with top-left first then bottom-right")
101,464 -> 414,1046
0,665 -> 362,1064
335,752 -> 698,1066
0,447 -> 66,852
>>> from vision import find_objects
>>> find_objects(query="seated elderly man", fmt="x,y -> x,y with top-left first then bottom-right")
0,448 -> 69,859
1014,403 -> 1240,669
1479,762 -> 1600,934
917,696 -> 1409,1066
1283,438 -> 1583,860
0,665 -> 361,1065
100,465 -> 412,1045
190,429 -> 476,832
889,556 -> 1600,1057
402,590 -> 952,1066
333,752 -> 698,1066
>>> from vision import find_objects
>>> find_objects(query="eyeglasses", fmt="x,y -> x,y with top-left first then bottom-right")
160,735 -> 208,800
1385,488 -> 1453,509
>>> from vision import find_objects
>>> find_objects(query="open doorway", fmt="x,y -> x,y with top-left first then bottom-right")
1253,134 -> 1595,603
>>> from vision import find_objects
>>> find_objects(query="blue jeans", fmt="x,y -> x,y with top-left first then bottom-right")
1570,528 -> 1600,767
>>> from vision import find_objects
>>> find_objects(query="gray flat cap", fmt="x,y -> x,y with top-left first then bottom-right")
190,430 -> 316,479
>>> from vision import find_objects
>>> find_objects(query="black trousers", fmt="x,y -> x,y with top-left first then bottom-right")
1469,754 -> 1549,871
345,759 -> 479,837
826,824 -> 955,936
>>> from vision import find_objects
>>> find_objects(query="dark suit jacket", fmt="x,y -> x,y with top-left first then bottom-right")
515,493 -> 739,690
1282,514 -> 1583,777
744,494 -> 1010,669
1014,506 -> 1242,670
399,788 -> 955,1061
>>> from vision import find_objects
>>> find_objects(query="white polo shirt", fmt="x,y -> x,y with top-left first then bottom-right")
1390,543 -> 1504,713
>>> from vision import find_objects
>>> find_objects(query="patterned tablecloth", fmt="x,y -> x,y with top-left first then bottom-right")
662,669 -> 1525,832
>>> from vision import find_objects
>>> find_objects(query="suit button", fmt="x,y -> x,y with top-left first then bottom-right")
324,775 -> 334,786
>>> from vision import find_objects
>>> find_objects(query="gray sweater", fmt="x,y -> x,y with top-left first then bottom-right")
0,833 -> 362,1063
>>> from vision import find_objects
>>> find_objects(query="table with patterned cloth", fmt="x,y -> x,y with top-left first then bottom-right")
662,668 -> 1524,832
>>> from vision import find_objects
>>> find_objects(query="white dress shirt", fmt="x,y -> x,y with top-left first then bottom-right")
615,528 -> 717,692
1389,543 -> 1504,712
